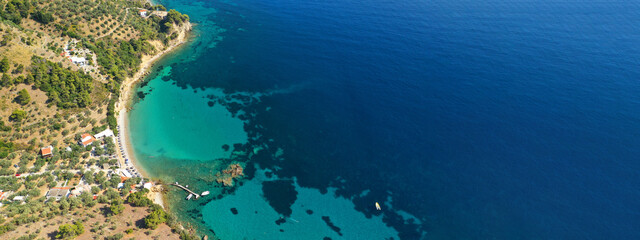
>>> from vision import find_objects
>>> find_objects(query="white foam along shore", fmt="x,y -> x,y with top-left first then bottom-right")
114,22 -> 192,208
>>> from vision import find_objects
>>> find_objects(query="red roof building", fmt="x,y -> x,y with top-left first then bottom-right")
40,146 -> 53,158
79,133 -> 96,147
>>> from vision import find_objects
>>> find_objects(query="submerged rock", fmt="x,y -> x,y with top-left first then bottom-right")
262,180 -> 297,217
215,163 -> 245,187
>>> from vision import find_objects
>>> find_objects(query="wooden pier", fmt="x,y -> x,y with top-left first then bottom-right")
170,183 -> 200,199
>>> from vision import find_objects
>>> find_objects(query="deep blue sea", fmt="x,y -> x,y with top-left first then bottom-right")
130,0 -> 640,239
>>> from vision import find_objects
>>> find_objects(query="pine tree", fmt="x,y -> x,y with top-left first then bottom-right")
0,57 -> 9,73
15,89 -> 31,105
1,73 -> 11,87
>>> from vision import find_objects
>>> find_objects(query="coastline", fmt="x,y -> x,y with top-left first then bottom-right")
114,22 -> 193,208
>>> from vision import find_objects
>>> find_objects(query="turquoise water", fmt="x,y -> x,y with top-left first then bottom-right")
127,14 -> 411,237
202,169 -> 399,239
129,65 -> 246,162
130,0 -> 640,239
128,44 -> 407,239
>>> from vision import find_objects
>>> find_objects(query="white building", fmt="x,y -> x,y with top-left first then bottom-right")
70,185 -> 90,197
94,129 -> 114,139
70,56 -> 87,66
12,196 -> 26,201
121,169 -> 133,178
46,187 -> 70,201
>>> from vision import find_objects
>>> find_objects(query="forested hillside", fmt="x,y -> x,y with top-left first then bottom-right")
0,0 -> 196,239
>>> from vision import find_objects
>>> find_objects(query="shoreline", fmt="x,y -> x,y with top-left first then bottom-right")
114,22 -> 192,208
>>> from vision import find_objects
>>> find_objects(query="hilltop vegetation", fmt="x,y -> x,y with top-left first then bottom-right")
0,0 -> 195,239
30,56 -> 94,108
0,0 -> 191,143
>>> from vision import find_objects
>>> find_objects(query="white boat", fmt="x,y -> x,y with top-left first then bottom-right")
201,191 -> 210,196
375,202 -> 381,211
186,194 -> 193,200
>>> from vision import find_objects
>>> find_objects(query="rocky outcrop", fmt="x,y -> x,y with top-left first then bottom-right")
215,163 -> 244,187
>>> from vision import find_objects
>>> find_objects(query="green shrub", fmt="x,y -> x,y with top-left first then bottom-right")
104,233 -> 123,240
143,208 -> 167,230
0,57 -> 9,73
33,10 -> 55,24
15,89 -> 31,105
109,201 -> 125,216
9,109 -> 27,122
127,189 -> 152,207
55,221 -> 84,239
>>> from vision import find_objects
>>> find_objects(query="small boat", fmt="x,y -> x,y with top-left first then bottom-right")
201,191 -> 210,196
185,185 -> 189,188
186,194 -> 193,200
375,202 -> 381,211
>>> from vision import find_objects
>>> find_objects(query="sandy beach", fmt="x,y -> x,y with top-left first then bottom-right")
114,22 -> 192,208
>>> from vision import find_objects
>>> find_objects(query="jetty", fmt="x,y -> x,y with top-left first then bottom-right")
170,182 -> 200,199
